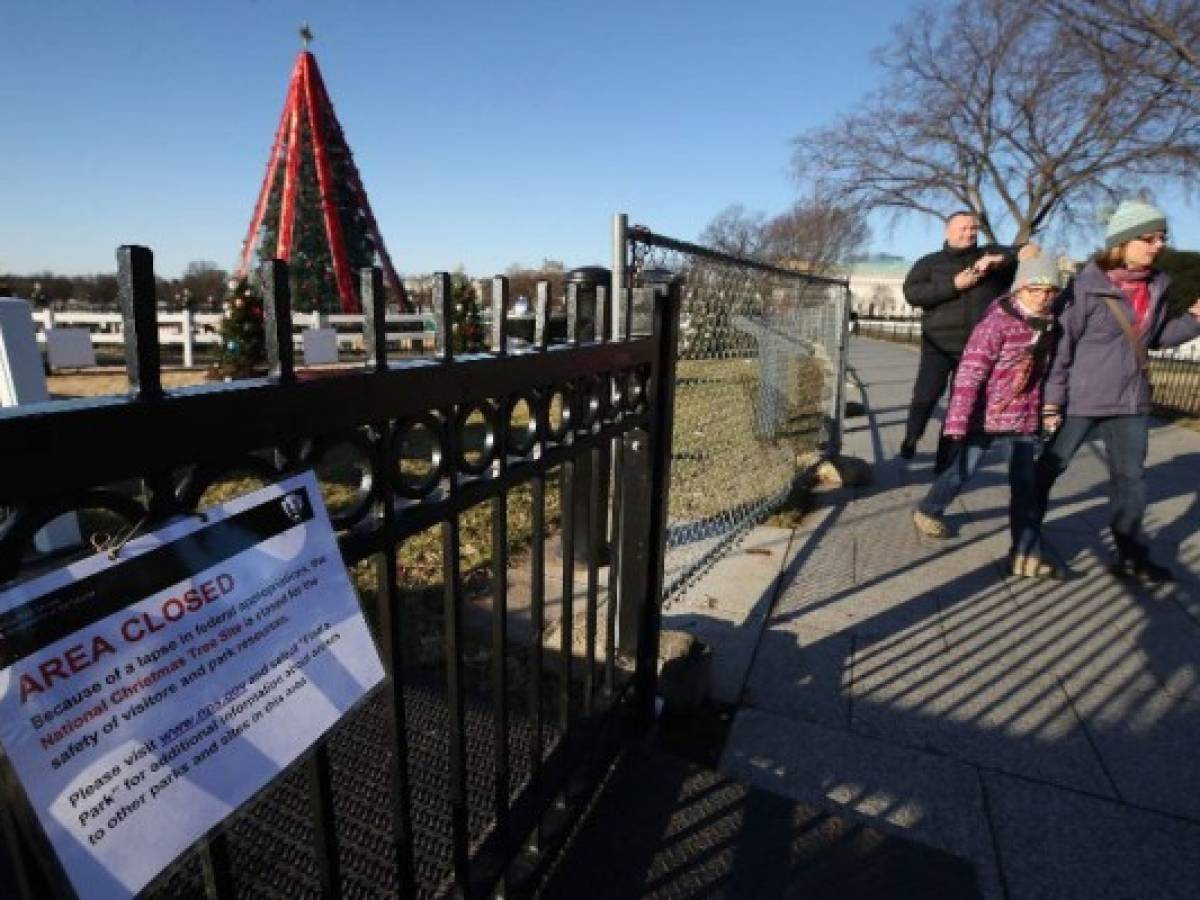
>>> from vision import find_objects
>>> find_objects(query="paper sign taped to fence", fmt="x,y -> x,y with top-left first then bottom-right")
0,470 -> 385,899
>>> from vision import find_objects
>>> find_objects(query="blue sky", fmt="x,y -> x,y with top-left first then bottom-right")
1,1 -> 1196,279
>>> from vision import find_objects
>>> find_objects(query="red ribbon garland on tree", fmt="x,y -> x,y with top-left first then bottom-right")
236,47 -> 408,313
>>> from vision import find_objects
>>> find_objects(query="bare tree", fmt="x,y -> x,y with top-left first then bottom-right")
792,0 -> 1200,244
1035,0 -> 1200,115
760,195 -> 869,274
180,261 -> 229,310
698,204 -> 770,257
698,197 -> 867,274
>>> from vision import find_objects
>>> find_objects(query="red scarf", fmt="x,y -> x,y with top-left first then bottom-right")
1106,268 -> 1153,331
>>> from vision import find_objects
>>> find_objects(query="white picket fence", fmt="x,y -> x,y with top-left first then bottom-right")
30,310 -> 437,368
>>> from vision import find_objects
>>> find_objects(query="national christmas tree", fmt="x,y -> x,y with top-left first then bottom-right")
235,26 -> 408,314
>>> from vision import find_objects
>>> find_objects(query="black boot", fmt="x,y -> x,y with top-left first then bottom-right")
1109,555 -> 1174,584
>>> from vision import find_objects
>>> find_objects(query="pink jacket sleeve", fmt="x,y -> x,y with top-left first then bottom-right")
943,314 -> 1002,437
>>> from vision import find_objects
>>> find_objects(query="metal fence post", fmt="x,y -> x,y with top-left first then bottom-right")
491,275 -> 509,353
117,244 -> 177,522
616,277 -> 681,725
825,283 -> 850,457
117,245 -> 162,401
262,259 -> 296,384
361,266 -> 388,372
612,214 -> 628,341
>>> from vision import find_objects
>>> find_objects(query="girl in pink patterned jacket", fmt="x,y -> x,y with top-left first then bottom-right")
912,252 -> 1062,578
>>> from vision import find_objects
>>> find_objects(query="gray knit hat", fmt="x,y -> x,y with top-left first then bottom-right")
1013,251 -> 1061,290
1105,200 -> 1167,249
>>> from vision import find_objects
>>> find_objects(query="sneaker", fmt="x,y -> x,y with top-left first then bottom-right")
1110,556 -> 1174,583
912,509 -> 949,539
899,438 -> 917,460
1009,553 -> 1061,579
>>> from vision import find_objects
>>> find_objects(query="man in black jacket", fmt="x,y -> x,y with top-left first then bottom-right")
899,211 -> 1020,469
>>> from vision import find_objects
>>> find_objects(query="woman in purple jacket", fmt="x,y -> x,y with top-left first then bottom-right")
1040,201 -> 1200,582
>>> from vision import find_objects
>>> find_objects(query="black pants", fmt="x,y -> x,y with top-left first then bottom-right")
905,343 -> 960,471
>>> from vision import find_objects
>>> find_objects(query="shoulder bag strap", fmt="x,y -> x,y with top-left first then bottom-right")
1099,294 -> 1148,371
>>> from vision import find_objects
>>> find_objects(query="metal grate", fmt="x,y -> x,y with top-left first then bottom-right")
144,677 -> 562,898
623,226 -> 850,602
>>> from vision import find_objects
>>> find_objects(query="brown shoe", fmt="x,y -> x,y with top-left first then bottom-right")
1010,553 -> 1061,579
912,509 -> 950,539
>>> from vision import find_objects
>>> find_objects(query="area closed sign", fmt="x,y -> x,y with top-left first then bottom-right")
0,471 -> 385,899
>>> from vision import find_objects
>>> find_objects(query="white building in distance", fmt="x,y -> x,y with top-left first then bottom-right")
844,259 -> 914,318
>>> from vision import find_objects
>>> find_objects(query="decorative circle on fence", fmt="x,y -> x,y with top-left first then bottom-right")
624,369 -> 647,413
456,402 -> 499,476
391,414 -> 446,498
542,386 -> 573,443
305,429 -> 376,528
177,455 -> 281,513
0,490 -> 147,583
507,395 -> 539,457
579,377 -> 603,430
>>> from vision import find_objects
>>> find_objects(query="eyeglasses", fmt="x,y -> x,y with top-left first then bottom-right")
1135,232 -> 1168,246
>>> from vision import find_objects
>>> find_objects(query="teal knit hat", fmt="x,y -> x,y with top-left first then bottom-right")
1105,200 -> 1167,249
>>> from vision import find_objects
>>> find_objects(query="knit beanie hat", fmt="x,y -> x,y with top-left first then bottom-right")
1105,200 -> 1167,249
1013,251 -> 1061,290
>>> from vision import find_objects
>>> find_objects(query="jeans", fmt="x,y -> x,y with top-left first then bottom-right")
919,434 -> 1043,556
905,343 -> 961,472
1038,415 -> 1149,561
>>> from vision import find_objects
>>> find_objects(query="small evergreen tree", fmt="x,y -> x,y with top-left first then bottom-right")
451,275 -> 486,353
214,277 -> 266,377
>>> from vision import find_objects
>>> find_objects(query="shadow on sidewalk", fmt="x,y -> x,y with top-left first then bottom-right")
539,740 -> 979,899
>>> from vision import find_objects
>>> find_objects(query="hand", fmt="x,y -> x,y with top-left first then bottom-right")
1018,242 -> 1042,261
954,268 -> 982,291
977,252 -> 1008,271
1189,298 -> 1200,319
1042,407 -> 1063,434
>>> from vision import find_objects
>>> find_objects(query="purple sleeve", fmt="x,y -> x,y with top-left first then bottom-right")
1044,280 -> 1082,407
1153,312 -> 1200,350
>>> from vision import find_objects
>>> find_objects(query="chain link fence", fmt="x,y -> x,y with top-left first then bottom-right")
623,225 -> 850,602
856,315 -> 1200,417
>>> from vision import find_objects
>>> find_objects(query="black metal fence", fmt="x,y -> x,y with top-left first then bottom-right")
0,245 -> 681,897
855,316 -> 1200,417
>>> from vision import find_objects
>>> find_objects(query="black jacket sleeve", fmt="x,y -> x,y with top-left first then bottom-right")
903,253 -> 959,309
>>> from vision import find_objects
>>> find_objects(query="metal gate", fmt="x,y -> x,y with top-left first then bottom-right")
0,215 -> 848,898
0,235 -> 680,897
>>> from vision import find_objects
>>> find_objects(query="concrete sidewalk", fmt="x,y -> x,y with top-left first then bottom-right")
667,336 -> 1200,900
